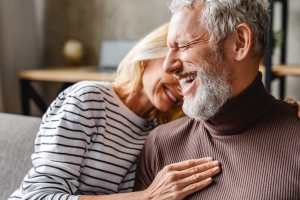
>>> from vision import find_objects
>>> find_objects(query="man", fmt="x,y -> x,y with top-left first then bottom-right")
136,0 -> 300,199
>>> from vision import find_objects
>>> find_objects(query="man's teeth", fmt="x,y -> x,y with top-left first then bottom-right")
180,74 -> 196,85
186,76 -> 194,83
179,80 -> 190,90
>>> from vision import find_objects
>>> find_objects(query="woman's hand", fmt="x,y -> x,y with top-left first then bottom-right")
285,97 -> 300,117
144,158 -> 221,200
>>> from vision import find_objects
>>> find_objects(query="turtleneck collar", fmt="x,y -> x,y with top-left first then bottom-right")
204,73 -> 276,136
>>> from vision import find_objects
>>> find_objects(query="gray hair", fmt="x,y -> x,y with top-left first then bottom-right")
169,0 -> 269,56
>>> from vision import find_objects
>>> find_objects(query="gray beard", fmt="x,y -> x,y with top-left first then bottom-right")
182,69 -> 232,120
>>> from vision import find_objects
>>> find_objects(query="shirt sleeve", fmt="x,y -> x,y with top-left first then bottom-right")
10,84 -> 101,200
134,129 -> 159,191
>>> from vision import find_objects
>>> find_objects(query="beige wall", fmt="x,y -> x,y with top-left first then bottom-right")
41,0 -> 172,108
43,0 -> 171,66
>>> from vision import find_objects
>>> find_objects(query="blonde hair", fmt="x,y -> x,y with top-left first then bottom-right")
113,23 -> 184,124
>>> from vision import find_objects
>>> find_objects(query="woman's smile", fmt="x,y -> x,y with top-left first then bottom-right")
162,85 -> 180,104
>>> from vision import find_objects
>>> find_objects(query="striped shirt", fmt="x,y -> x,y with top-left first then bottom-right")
9,81 -> 154,200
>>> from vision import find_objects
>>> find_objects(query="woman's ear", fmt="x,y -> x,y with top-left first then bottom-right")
232,23 -> 253,61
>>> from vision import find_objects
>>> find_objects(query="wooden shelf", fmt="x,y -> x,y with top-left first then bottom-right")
19,66 -> 117,115
259,64 -> 300,77
272,65 -> 300,77
18,66 -> 116,83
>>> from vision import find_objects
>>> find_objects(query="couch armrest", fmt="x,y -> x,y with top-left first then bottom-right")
0,113 -> 41,200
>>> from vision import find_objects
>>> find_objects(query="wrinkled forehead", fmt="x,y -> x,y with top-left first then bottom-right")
168,4 -> 207,44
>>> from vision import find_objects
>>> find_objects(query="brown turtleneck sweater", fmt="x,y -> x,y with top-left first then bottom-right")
135,75 -> 300,199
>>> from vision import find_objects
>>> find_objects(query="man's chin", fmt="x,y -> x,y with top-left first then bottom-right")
182,99 -> 203,120
182,95 -> 193,102
182,93 -> 219,121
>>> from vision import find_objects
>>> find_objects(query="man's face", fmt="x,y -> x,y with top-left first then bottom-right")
163,5 -> 232,120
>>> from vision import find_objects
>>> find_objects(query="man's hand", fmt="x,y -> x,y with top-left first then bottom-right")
144,158 -> 221,200
285,97 -> 300,118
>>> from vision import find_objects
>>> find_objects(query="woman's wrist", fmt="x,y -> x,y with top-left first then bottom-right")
137,190 -> 150,200
79,190 -> 150,200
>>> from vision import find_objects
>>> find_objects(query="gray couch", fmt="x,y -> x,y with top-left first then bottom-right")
0,113 -> 41,200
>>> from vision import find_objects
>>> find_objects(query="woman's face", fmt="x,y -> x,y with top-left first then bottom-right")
142,58 -> 183,112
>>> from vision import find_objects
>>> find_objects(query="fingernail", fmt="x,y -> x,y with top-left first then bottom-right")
204,157 -> 213,161
206,177 -> 213,183
212,160 -> 219,165
213,166 -> 221,173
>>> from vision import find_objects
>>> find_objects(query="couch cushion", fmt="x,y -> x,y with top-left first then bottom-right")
0,113 -> 40,200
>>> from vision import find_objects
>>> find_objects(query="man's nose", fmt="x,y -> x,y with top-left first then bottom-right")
163,50 -> 182,75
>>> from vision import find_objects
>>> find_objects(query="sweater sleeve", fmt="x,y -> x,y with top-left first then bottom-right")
9,83 -> 101,200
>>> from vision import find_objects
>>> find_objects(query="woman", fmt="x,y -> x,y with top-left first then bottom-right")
9,24 -> 220,200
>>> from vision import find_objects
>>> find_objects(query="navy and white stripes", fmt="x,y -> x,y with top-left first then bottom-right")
9,81 -> 152,200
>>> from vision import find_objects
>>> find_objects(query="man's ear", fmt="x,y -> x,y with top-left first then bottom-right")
232,23 -> 253,61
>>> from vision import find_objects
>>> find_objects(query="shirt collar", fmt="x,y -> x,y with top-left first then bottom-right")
203,73 -> 276,136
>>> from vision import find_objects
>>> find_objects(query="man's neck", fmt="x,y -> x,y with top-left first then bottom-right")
204,73 -> 275,136
231,64 -> 260,97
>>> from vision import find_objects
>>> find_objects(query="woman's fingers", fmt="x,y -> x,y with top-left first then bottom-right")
297,101 -> 300,118
178,161 -> 220,178
174,166 -> 220,199
177,165 -> 221,187
284,97 -> 300,118
285,97 -> 298,105
164,157 -> 213,171
296,101 -> 300,118
145,158 -> 221,200
179,178 -> 213,198
164,160 -> 220,182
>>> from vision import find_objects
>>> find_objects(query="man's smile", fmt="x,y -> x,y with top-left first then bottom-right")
178,71 -> 198,96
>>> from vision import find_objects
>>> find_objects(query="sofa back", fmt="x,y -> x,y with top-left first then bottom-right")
0,113 -> 40,200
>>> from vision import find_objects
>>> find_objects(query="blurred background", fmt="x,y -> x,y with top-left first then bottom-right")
0,0 -> 300,116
